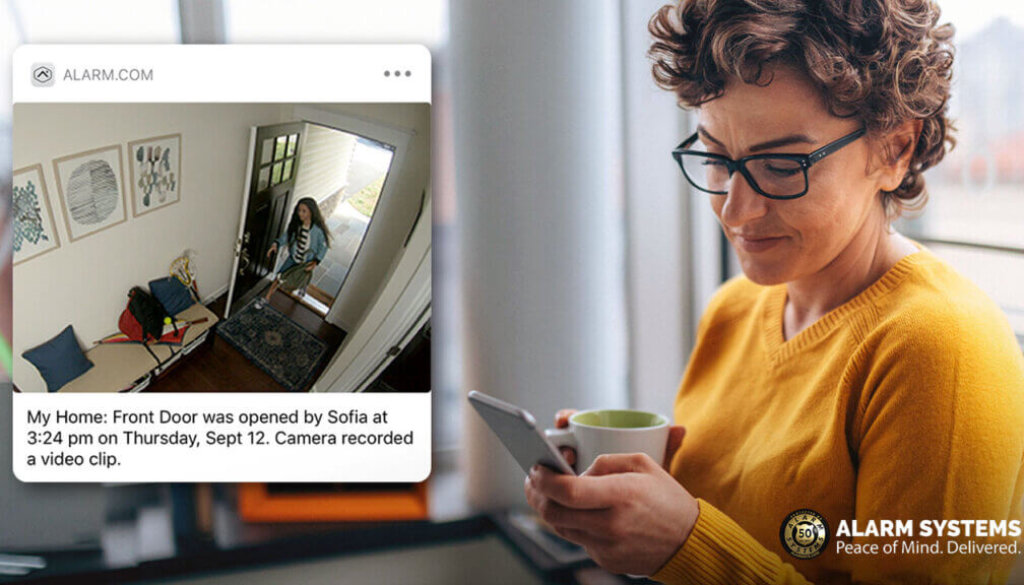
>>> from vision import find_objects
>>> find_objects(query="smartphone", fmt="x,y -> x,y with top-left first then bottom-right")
467,391 -> 576,475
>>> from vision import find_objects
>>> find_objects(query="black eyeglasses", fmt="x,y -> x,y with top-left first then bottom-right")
671,127 -> 866,200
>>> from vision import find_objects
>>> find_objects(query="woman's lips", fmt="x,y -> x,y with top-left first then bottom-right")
733,235 -> 787,253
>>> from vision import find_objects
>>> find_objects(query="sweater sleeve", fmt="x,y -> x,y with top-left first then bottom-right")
652,500 -> 812,585
843,306 -> 1024,584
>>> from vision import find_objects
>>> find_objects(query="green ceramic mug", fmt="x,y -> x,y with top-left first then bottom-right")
545,409 -> 670,472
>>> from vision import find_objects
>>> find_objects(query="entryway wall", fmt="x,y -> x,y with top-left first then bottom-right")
12,103 -> 290,393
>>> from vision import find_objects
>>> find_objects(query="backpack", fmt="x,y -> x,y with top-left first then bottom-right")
119,286 -> 171,342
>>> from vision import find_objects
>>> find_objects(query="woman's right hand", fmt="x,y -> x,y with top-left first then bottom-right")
266,242 -> 277,258
553,408 -> 686,471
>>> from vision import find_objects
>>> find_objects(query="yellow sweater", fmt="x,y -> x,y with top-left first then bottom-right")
653,249 -> 1024,585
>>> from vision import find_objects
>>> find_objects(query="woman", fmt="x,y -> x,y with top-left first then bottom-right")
264,197 -> 330,301
524,0 -> 1024,583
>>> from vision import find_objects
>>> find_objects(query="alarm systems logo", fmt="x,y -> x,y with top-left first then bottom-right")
780,509 -> 830,559
32,63 -> 55,87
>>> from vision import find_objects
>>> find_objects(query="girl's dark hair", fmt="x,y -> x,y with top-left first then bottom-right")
287,197 -> 332,246
649,0 -> 956,215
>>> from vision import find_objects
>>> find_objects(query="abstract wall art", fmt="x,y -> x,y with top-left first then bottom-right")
128,133 -> 181,217
12,164 -> 61,265
53,144 -> 127,242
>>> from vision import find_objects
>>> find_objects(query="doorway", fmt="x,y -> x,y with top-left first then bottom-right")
226,120 -> 399,322
302,128 -> 396,313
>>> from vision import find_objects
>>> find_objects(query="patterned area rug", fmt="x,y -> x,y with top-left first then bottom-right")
216,299 -> 328,392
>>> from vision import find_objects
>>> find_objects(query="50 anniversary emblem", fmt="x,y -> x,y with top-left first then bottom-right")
780,509 -> 829,559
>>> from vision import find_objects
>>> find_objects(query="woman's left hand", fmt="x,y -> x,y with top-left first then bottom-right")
304,261 -> 317,272
524,453 -> 700,576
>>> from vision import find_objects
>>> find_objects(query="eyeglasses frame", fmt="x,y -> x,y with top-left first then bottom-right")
671,127 -> 867,200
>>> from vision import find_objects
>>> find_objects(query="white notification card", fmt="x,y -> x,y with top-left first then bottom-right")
12,45 -> 432,482
13,393 -> 431,482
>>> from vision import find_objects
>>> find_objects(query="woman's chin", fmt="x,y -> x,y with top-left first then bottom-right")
737,258 -> 793,286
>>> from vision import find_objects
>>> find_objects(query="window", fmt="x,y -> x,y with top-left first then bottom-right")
898,4 -> 1024,344
223,0 -> 447,45
7,0 -> 179,43
1,0 -> 181,165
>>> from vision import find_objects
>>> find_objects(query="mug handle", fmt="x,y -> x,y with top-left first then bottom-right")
545,428 -> 577,472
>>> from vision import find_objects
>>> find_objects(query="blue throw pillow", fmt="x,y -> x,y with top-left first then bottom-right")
22,325 -> 94,393
149,276 -> 195,316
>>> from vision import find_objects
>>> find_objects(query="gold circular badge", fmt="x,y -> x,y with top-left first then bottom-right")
780,509 -> 829,559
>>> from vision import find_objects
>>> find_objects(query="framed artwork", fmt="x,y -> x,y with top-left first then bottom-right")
12,164 -> 61,265
127,133 -> 181,217
52,144 -> 127,242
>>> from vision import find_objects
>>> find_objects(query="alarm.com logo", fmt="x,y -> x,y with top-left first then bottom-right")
31,63 -> 54,87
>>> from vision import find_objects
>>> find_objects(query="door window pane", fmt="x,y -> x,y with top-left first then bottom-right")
260,138 -> 274,164
274,136 -> 287,161
257,165 -> 270,191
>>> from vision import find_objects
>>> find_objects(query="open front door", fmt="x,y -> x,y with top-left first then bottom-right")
225,122 -> 304,317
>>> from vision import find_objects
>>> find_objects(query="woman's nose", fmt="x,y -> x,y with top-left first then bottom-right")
717,173 -> 769,229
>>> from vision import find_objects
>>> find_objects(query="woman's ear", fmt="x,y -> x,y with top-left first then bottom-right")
876,119 -> 923,192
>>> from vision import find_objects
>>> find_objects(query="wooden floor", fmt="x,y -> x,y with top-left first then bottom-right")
147,291 -> 345,393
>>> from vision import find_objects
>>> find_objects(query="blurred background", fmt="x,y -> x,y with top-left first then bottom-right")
0,0 -> 1021,583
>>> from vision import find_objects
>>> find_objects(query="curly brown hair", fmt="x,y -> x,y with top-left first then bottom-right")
649,0 -> 956,215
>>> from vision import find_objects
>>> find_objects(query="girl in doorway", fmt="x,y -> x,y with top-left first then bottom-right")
263,197 -> 331,302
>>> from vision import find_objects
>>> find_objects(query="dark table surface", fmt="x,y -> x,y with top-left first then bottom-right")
0,468 -> 622,585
